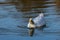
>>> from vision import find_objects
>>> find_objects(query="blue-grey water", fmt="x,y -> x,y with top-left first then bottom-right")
0,0 -> 60,40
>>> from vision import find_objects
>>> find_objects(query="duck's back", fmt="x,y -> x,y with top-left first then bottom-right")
33,13 -> 46,27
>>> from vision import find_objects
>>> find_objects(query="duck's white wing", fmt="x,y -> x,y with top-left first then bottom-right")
33,13 -> 46,27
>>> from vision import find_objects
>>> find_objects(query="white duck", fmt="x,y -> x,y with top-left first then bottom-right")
27,13 -> 46,29
27,13 -> 46,36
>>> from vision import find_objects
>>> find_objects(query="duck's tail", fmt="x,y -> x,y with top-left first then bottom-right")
39,13 -> 44,17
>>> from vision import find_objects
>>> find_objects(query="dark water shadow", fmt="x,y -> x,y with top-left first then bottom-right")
0,28 -> 12,32
0,27 -> 29,36
36,24 -> 47,31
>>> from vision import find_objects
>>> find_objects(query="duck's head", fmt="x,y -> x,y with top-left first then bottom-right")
29,18 -> 34,24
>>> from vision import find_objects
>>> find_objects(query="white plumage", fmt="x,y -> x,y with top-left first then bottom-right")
27,13 -> 46,28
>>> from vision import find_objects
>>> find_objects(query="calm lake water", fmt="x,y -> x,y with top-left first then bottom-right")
0,0 -> 60,40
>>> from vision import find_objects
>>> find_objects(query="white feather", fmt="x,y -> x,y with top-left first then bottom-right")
27,13 -> 46,28
33,13 -> 46,27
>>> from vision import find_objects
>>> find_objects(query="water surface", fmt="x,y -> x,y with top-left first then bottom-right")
0,0 -> 60,40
